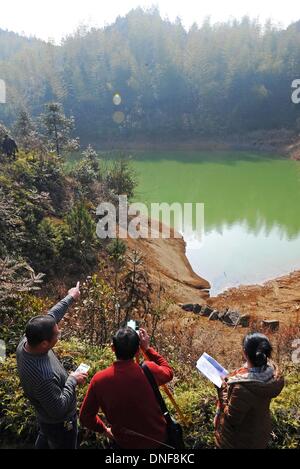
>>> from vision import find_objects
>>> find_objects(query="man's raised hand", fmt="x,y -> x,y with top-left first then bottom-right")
68,281 -> 81,301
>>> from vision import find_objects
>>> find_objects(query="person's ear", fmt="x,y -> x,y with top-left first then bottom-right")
40,340 -> 50,351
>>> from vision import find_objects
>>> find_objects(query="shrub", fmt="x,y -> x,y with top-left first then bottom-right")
9,152 -> 67,212
31,218 -> 64,275
0,260 -> 45,355
105,156 -> 137,200
270,368 -> 300,449
63,202 -> 100,270
0,188 -> 25,257
0,292 -> 46,355
74,274 -> 116,346
0,356 -> 37,447
71,145 -> 101,188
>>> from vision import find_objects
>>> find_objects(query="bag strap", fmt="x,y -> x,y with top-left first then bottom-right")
141,363 -> 171,422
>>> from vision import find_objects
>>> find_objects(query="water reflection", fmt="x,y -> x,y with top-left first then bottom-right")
133,152 -> 300,239
132,151 -> 300,293
185,222 -> 300,295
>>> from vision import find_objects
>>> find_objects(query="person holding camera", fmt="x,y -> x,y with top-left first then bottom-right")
214,332 -> 284,449
16,282 -> 87,449
79,326 -> 174,449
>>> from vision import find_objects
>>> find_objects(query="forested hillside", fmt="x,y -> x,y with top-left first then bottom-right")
1,8 -> 300,143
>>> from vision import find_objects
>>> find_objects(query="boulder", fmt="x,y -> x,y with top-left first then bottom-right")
180,303 -> 203,314
209,310 -> 219,321
181,304 -> 194,312
201,305 -> 214,317
238,314 -> 250,328
222,311 -> 241,326
218,311 -> 226,321
193,304 -> 202,314
261,320 -> 280,332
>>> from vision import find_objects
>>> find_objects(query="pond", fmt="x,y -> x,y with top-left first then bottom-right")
131,151 -> 300,295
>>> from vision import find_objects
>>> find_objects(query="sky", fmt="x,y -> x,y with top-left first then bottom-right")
0,0 -> 299,43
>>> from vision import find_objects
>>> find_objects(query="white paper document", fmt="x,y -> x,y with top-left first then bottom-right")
75,363 -> 90,374
196,353 -> 228,388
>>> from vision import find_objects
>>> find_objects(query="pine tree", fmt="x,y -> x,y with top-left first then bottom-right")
13,110 -> 42,153
65,202 -> 98,266
40,102 -> 79,157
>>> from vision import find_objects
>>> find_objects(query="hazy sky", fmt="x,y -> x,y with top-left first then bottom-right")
0,0 -> 298,43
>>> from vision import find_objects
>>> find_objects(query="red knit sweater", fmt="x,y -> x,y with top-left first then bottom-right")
79,347 -> 173,449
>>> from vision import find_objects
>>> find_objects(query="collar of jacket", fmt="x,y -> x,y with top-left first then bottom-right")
226,361 -> 279,385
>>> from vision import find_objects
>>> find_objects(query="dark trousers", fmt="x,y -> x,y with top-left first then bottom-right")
35,415 -> 78,449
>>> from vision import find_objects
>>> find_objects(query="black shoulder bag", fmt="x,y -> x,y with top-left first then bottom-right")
141,363 -> 185,450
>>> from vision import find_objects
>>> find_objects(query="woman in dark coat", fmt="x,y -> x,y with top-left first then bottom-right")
214,333 -> 284,449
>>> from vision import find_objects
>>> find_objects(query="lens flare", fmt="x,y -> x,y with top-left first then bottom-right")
113,93 -> 122,106
113,111 -> 125,124
0,79 -> 6,104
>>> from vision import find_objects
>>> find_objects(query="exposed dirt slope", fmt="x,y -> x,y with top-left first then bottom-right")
208,271 -> 300,325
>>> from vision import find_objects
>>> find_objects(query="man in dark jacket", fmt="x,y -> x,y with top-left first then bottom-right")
16,282 -> 88,449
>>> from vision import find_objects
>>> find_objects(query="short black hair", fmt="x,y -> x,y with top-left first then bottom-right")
112,327 -> 140,360
243,332 -> 272,367
25,315 -> 56,347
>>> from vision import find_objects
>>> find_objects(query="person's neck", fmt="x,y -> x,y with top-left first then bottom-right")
247,360 -> 257,369
24,341 -> 47,356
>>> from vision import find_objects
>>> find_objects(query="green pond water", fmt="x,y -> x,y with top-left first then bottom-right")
70,150 -> 300,295
129,151 -> 300,295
